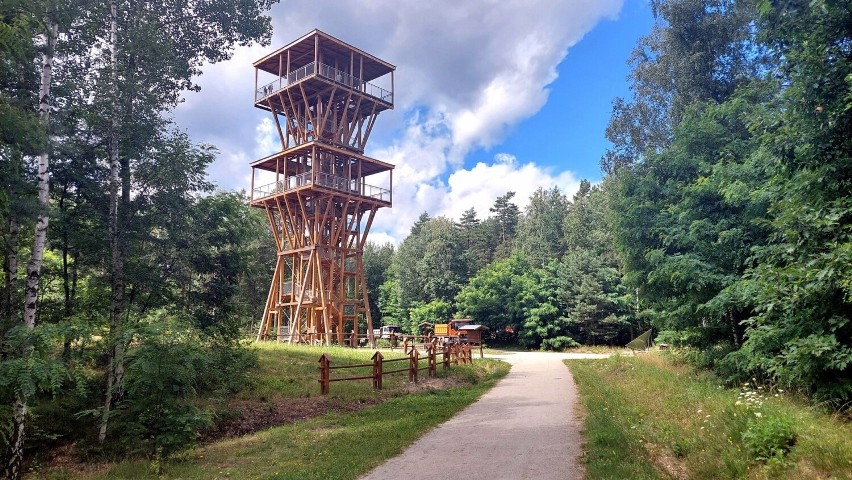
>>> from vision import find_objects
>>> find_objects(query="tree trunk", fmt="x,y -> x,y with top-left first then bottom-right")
4,14 -> 58,480
100,0 -> 124,444
2,217 -> 19,328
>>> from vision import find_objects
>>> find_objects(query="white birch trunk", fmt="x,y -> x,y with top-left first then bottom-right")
5,14 -> 58,480
99,0 -> 123,444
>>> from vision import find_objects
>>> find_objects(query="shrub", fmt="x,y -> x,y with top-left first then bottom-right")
110,312 -> 228,461
742,413 -> 797,461
540,336 -> 580,351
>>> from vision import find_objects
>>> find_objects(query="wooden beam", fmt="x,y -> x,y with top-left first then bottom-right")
359,207 -> 377,250
268,98 -> 286,147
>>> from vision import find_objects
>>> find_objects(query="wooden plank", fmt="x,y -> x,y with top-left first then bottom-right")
268,98 -> 286,147
359,207 -> 377,250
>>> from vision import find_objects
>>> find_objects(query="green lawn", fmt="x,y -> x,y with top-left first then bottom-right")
567,353 -> 852,480
35,343 -> 508,479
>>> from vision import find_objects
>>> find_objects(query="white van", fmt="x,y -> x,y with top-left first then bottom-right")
372,324 -> 402,339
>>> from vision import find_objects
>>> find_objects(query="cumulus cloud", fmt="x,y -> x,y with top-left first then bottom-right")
370,152 -> 583,241
173,0 -> 623,241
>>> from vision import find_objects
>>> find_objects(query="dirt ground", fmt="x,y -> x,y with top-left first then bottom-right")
39,375 -> 465,474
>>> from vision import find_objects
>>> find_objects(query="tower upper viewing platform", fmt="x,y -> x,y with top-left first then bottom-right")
253,29 -> 394,114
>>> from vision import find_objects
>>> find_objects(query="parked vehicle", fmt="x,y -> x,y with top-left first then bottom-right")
433,319 -> 473,340
372,324 -> 402,340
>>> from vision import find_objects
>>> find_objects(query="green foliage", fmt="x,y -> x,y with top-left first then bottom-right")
489,191 -> 520,260
742,413 -> 797,462
0,323 -> 68,449
602,0 -> 764,173
363,241 -> 395,326
725,0 -> 852,405
516,187 -> 568,267
540,336 -> 580,351
111,312 -> 219,459
377,277 -> 404,327
0,324 -> 65,402
611,87 -> 774,349
568,354 -> 852,479
407,300 -> 451,334
455,253 -> 529,342
392,215 -> 470,323
60,357 -> 509,479
601,0 -> 852,407
456,207 -> 493,273
559,250 -> 635,345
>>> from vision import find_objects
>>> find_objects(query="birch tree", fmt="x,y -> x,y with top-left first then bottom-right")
86,0 -> 275,443
3,2 -> 58,478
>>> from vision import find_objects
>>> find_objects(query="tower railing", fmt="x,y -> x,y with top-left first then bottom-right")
252,171 -> 391,203
256,61 -> 393,104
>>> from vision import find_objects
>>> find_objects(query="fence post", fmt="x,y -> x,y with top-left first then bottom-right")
442,342 -> 450,370
465,344 -> 472,364
428,344 -> 436,377
403,336 -> 409,355
372,351 -> 383,390
319,353 -> 331,395
409,348 -> 419,383
479,342 -> 484,359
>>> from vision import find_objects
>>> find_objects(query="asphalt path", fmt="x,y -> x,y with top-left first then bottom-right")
359,351 -> 609,480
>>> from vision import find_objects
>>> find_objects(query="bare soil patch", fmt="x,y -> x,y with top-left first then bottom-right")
203,375 -> 465,443
37,375 -> 469,475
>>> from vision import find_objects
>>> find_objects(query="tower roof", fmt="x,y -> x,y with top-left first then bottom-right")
253,29 -> 395,83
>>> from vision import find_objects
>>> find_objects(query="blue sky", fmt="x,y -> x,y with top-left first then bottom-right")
465,0 -> 653,184
174,0 -> 656,243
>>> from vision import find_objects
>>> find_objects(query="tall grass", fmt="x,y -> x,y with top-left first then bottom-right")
568,353 -> 852,480
245,343 -> 412,400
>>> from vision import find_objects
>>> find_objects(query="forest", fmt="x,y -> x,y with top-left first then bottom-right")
369,0 -> 851,408
1,0 -> 850,477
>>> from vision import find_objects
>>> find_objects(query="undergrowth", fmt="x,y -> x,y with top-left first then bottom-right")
567,353 -> 852,480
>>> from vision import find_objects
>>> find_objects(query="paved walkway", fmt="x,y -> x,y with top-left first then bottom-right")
360,351 -> 609,480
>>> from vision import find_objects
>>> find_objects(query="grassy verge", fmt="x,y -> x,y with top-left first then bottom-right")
244,343 -> 413,400
567,353 -> 852,480
37,344 -> 508,479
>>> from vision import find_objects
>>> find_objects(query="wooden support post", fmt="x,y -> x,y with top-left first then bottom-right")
428,344 -> 437,377
372,351 -> 383,390
409,348 -> 418,383
443,343 -> 450,370
319,353 -> 331,395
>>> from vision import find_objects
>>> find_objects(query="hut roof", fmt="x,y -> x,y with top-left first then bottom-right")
458,325 -> 489,331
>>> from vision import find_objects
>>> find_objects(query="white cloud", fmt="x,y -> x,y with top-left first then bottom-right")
173,0 -> 623,242
254,118 -> 277,159
370,152 -> 583,242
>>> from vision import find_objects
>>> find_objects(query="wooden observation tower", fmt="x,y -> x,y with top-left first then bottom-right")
249,30 -> 394,345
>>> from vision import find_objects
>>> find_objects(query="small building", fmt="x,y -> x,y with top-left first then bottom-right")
457,324 -> 489,344
417,322 -> 434,335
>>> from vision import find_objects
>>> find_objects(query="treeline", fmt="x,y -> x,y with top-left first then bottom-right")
365,185 -> 643,349
1,0 -> 275,476
366,0 -> 852,407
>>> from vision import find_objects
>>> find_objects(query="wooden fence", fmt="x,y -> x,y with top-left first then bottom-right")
318,342 -> 475,394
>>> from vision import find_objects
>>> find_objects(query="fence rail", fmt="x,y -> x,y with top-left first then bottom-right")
252,171 -> 390,203
318,342 -> 474,394
256,61 -> 393,104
